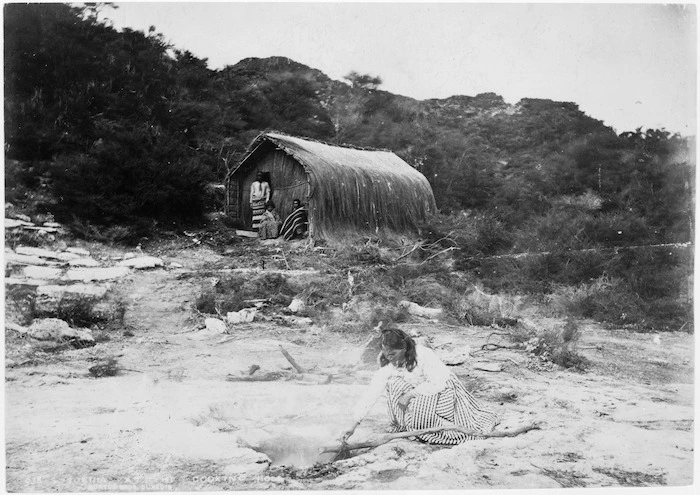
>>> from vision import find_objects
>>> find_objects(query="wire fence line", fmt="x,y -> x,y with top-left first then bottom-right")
465,242 -> 693,262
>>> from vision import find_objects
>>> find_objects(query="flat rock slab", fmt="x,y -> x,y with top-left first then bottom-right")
37,284 -> 108,300
16,246 -> 62,259
66,247 -> 90,256
5,218 -> 34,228
5,253 -> 59,267
64,266 -> 131,282
15,246 -> 81,261
5,277 -> 48,287
23,266 -> 63,280
67,258 -> 101,267
117,256 -> 164,269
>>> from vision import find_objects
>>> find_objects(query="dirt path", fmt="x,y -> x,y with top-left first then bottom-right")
5,252 -> 696,491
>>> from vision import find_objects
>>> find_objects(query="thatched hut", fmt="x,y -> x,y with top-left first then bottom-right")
226,132 -> 437,241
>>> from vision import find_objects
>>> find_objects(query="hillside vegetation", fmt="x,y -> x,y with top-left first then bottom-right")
4,3 -> 694,332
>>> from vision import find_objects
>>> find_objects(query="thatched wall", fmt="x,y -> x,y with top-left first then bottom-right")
231,132 -> 437,240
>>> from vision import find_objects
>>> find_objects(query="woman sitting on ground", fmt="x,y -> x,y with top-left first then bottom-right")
258,201 -> 281,240
280,199 -> 308,241
341,327 -> 499,445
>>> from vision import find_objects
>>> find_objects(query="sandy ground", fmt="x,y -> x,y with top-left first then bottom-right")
4,244 -> 696,491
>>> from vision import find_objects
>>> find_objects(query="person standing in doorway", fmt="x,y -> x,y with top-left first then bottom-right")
250,172 -> 270,232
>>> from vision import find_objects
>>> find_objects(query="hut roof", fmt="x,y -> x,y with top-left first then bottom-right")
236,132 -> 437,240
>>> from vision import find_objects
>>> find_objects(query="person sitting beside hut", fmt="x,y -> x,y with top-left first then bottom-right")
250,172 -> 270,232
280,199 -> 308,241
340,327 -> 500,445
258,201 -> 282,240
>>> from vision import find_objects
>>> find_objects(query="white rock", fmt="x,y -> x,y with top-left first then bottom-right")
5,253 -> 57,266
66,247 -> 90,256
169,262 -> 184,269
54,252 -> 81,261
117,256 -> 163,269
16,246 -> 62,259
288,298 -> 306,313
43,222 -> 62,228
15,246 -> 79,261
399,300 -> 443,318
205,318 -> 227,333
67,258 -> 101,267
27,318 -> 94,343
6,219 -> 32,228
63,266 -> 130,282
14,214 -> 32,223
227,308 -> 257,324
23,266 -> 62,280
123,252 -> 136,260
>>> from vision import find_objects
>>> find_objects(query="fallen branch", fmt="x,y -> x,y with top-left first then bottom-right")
394,243 -> 421,262
226,372 -> 286,382
419,246 -> 458,265
321,423 -> 541,454
481,343 -> 519,351
280,249 -> 291,270
279,345 -> 306,373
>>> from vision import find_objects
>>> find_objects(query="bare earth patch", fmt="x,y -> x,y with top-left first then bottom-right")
4,242 -> 695,491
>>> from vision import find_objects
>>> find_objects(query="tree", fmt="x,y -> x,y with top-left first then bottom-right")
343,71 -> 382,90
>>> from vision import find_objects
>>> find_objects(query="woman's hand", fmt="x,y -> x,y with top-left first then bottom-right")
397,391 -> 415,411
339,422 -> 359,443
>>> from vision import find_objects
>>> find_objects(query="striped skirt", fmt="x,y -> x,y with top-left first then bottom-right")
386,374 -> 499,445
250,199 -> 266,232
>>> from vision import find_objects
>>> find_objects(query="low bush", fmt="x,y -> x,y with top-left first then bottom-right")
524,319 -> 590,372
5,286 -> 37,326
197,272 -> 298,315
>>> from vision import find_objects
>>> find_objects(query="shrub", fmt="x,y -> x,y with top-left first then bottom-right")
197,272 -> 298,315
50,133 -> 209,230
5,285 -> 37,326
5,229 -> 50,249
524,319 -> 589,371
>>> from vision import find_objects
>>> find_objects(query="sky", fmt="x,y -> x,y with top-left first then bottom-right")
104,2 -> 697,135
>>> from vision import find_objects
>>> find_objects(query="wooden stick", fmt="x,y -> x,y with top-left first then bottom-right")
279,345 -> 306,373
226,372 -> 286,382
321,423 -> 541,454
395,243 -> 421,262
420,246 -> 457,265
280,249 -> 291,270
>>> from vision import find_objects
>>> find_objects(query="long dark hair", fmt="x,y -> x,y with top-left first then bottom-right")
379,327 -> 417,372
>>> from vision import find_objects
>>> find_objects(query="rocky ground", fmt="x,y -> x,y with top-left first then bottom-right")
4,220 -> 696,492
